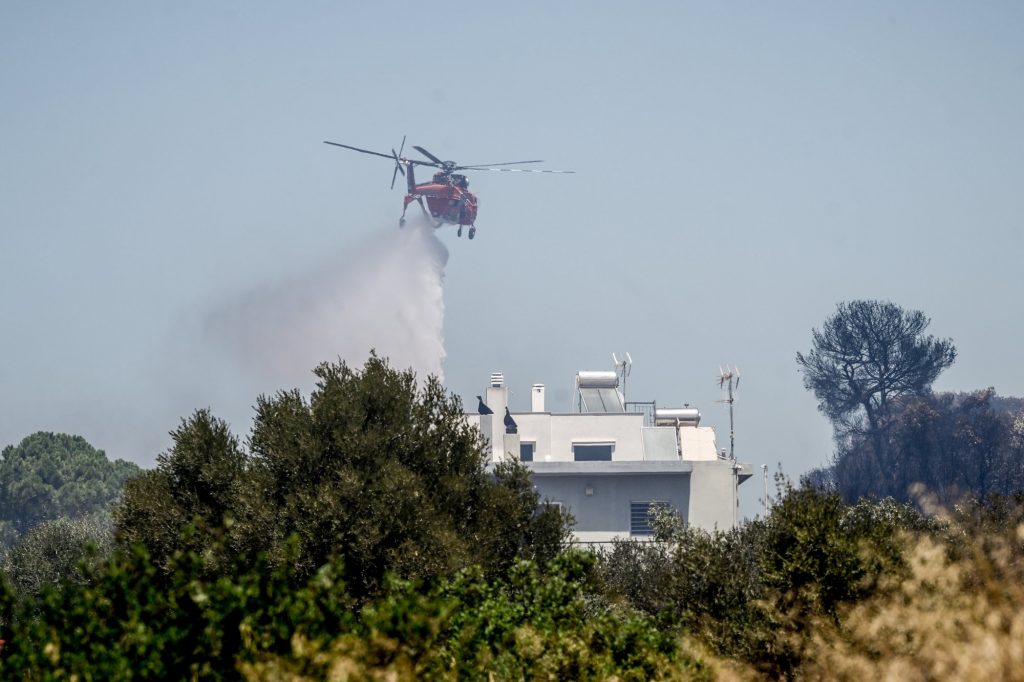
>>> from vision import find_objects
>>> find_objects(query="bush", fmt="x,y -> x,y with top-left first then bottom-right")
241,551 -> 706,681
0,538 -> 353,680
595,482 -> 923,678
0,544 -> 703,681
1,516 -> 113,604
801,507 -> 1024,679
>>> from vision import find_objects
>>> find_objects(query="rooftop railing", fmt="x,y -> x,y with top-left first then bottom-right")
624,400 -> 657,426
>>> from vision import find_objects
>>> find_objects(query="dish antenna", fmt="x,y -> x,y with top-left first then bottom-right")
612,352 -> 632,401
716,365 -> 740,460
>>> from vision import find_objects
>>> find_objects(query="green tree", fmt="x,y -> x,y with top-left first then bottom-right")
116,355 -> 571,598
1,516 -> 113,602
797,301 -> 956,491
797,301 -> 956,436
114,409 -> 248,576
0,432 -> 140,541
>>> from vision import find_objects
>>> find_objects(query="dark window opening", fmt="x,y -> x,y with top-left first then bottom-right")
520,442 -> 535,462
573,443 -> 614,461
630,501 -> 670,536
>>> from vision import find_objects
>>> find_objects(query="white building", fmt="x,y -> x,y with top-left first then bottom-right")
466,369 -> 752,543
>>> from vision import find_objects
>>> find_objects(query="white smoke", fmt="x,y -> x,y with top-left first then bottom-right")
206,218 -> 449,388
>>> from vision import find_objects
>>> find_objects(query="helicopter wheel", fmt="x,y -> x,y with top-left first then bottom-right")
399,216 -> 405,227
468,227 -> 476,240
457,226 -> 462,238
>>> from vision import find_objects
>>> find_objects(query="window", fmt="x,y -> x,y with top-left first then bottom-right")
573,442 -> 614,461
630,501 -> 670,537
520,442 -> 535,462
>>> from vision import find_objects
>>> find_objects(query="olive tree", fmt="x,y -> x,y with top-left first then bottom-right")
116,355 -> 571,599
1,516 -> 113,601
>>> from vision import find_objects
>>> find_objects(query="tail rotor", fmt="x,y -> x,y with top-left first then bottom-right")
391,135 -> 406,189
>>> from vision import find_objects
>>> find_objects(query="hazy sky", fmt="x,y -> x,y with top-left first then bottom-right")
3,2 -> 1023,516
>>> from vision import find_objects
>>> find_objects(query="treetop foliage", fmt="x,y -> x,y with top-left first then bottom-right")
115,354 -> 571,600
796,300 -> 956,432
0,432 -> 140,541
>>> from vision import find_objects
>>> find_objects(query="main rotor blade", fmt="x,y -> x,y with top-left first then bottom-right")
462,167 -> 576,174
457,160 -> 544,169
412,145 -> 444,164
324,141 -> 395,160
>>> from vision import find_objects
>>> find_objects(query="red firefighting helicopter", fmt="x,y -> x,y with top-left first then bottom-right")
324,136 -> 573,239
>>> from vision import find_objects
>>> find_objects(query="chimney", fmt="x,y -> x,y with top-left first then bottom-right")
485,372 -> 508,459
531,384 -> 545,412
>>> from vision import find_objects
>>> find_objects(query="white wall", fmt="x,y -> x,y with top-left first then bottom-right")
547,413 -> 645,461
533,472 -> 691,542
687,460 -> 741,530
511,413 -> 551,460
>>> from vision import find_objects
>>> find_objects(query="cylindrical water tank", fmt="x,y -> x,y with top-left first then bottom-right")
654,407 -> 701,426
576,371 -> 619,388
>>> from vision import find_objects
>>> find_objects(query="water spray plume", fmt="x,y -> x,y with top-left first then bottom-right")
207,217 -> 449,388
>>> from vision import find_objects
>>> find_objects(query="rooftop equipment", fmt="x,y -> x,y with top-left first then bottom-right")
716,365 -> 740,460
653,407 -> 701,427
575,370 -> 624,413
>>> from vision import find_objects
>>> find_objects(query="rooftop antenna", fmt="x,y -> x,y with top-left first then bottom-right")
612,352 -> 632,401
716,365 -> 740,460
762,464 -> 770,518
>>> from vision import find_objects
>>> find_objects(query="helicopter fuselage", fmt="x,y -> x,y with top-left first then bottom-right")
402,165 -> 478,227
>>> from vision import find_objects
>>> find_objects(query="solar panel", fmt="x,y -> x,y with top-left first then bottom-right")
579,387 -> 625,412
642,427 -> 679,460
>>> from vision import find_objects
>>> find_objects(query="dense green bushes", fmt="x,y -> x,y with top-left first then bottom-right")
597,480 -> 931,677
0,545 -> 698,681
5,477 -> 1024,679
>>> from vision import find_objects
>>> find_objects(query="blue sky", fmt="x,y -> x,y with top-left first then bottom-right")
3,2 -> 1023,516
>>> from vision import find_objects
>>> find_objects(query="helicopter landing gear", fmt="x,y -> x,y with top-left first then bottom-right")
457,226 -> 463,238
399,216 -> 405,227
468,226 -> 476,240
